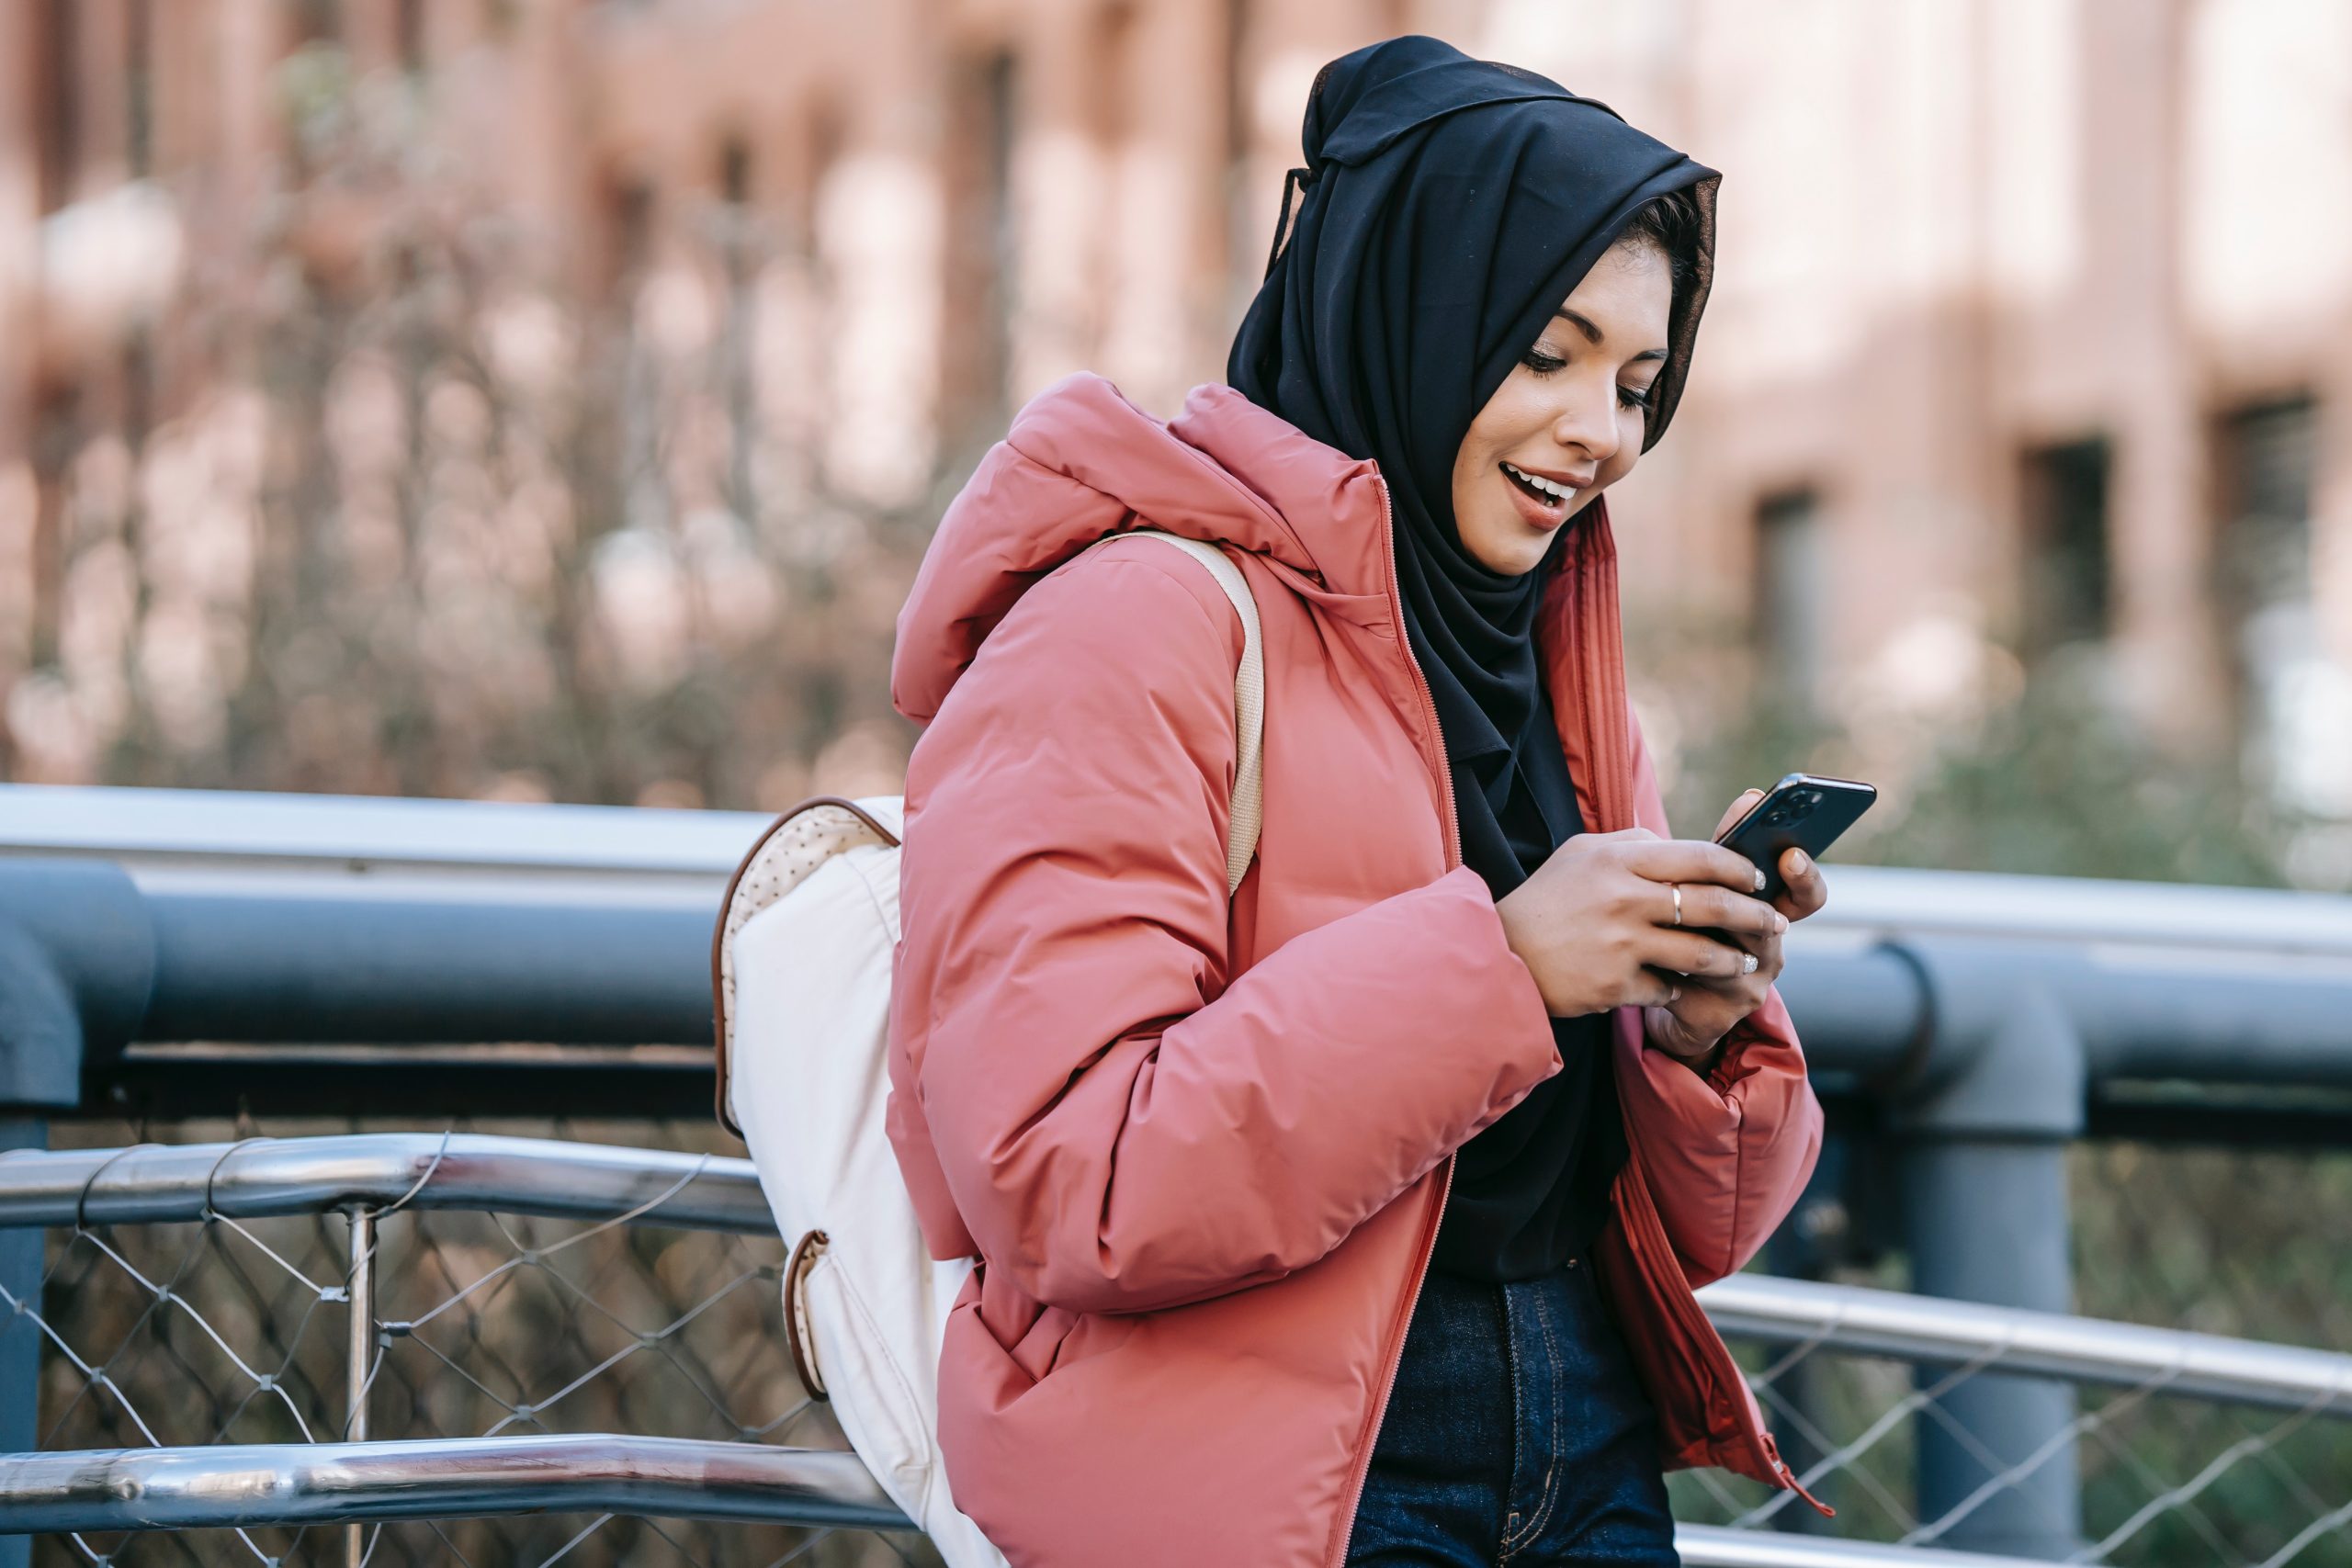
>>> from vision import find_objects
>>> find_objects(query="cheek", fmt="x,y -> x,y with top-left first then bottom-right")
1460,383 -> 1542,474
1456,386 -> 1532,490
1482,376 -> 1556,444
1600,416 -> 1645,483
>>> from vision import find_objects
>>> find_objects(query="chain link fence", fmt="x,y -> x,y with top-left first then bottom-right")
13,1117 -> 936,1568
2069,1141 -> 2352,1565
1668,1300 -> 2352,1567
6,1119 -> 2349,1566
1664,1139 -> 2352,1567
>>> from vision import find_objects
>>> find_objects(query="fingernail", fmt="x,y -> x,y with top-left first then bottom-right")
1774,912 -> 1788,933
1791,850 -> 1810,874
1742,953 -> 1758,975
1753,867 -> 1768,892
1668,986 -> 1681,1003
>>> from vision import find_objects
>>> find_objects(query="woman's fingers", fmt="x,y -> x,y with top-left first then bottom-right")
1645,928 -> 1763,980
1662,881 -> 1784,938
1706,921 -> 1777,959
1712,787 -> 1765,840
1777,847 -> 1829,920
1626,837 -> 1770,894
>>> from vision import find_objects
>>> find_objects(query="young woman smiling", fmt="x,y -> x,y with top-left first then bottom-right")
883,35 -> 1827,1567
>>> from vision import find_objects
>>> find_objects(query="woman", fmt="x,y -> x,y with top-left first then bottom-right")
885,35 -> 1827,1568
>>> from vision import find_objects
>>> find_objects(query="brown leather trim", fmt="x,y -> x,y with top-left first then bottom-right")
709,795 -> 903,1137
784,1228 -> 831,1400
796,794 -> 904,850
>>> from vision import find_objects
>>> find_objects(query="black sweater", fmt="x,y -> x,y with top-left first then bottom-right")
1430,675 -> 1628,1281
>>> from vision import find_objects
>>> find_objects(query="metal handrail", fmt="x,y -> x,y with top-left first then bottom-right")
0,783 -> 763,884
1702,1274 -> 2352,1417
8,782 -> 2351,959
6,788 -> 2348,1562
8,784 -> 2352,1092
5,1135 -> 2348,1421
0,1134 -> 775,1235
0,1436 -> 905,1533
1677,1529 -> 2054,1568
0,1436 -> 2056,1567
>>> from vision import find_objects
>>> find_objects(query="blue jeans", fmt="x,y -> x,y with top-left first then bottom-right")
1347,1258 -> 1679,1565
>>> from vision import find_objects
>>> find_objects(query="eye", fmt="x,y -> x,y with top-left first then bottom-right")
1617,381 -> 1656,412
1520,346 -> 1567,377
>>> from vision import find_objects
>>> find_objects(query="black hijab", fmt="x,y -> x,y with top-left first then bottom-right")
1227,34 -> 1718,898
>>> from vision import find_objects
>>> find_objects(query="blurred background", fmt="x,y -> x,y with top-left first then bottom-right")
3,3 -> 2351,1564
2,0 -> 2346,882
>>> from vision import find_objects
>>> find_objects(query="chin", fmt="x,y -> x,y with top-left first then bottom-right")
1464,525 -> 1555,578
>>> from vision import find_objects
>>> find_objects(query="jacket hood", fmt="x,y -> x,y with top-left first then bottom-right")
892,374 -> 1397,723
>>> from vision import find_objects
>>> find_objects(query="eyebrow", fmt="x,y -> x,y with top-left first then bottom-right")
1554,307 -> 1668,363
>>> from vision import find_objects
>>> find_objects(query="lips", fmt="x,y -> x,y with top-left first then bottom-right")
1499,461 -> 1576,529
1501,460 -> 1581,501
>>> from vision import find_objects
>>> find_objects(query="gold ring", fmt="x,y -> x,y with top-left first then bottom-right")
1670,882 -> 1682,926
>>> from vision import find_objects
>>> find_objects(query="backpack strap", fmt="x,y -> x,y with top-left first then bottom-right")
1078,529 -> 1264,896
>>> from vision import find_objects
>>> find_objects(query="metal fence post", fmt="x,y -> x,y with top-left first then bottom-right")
0,861 -> 151,1568
0,1112 -> 41,1568
1890,942 -> 2086,1559
345,1205 -> 378,1568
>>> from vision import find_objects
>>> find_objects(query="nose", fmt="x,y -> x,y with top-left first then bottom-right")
1549,382 -> 1623,470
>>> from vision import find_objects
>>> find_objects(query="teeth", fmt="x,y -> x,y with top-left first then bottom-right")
1504,462 -> 1570,501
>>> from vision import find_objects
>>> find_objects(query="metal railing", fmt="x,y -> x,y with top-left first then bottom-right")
0,1436 -> 907,1535
0,1440 -> 2085,1568
2,1134 -> 2349,1566
0,1450 -> 2107,1568
5,784 -> 2352,1564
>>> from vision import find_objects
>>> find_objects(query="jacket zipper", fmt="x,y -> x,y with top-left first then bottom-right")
1557,528 -> 1828,1517
1763,1432 -> 1834,1517
1371,475 -> 1461,868
1617,1154 -> 1836,1517
1327,472 -> 1460,1568
1325,495 -> 1825,1556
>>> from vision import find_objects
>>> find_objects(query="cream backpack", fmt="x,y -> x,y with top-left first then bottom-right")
711,531 -> 1264,1564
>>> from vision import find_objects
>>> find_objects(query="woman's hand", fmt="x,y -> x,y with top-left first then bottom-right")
1643,788 -> 1832,1073
1494,828 -> 1785,1021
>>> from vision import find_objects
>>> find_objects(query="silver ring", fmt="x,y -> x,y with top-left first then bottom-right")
1670,883 -> 1682,926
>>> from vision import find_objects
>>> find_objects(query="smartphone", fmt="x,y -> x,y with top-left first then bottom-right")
1713,772 -> 1876,900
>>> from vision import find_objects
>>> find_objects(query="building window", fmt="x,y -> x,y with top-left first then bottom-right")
2018,436 -> 2111,654
2219,397 -> 2315,620
1755,489 -> 1825,710
2215,395 -> 2341,813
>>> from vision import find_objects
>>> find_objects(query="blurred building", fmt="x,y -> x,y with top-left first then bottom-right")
1,0 -> 2346,826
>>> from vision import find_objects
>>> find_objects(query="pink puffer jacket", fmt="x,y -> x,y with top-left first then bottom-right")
886,373 -> 1826,1566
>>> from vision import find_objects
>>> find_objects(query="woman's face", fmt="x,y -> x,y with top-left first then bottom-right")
1449,237 -> 1674,577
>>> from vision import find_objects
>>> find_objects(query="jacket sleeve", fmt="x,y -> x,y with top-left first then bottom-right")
892,546 -> 1564,1316
1613,705 -> 1826,1288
